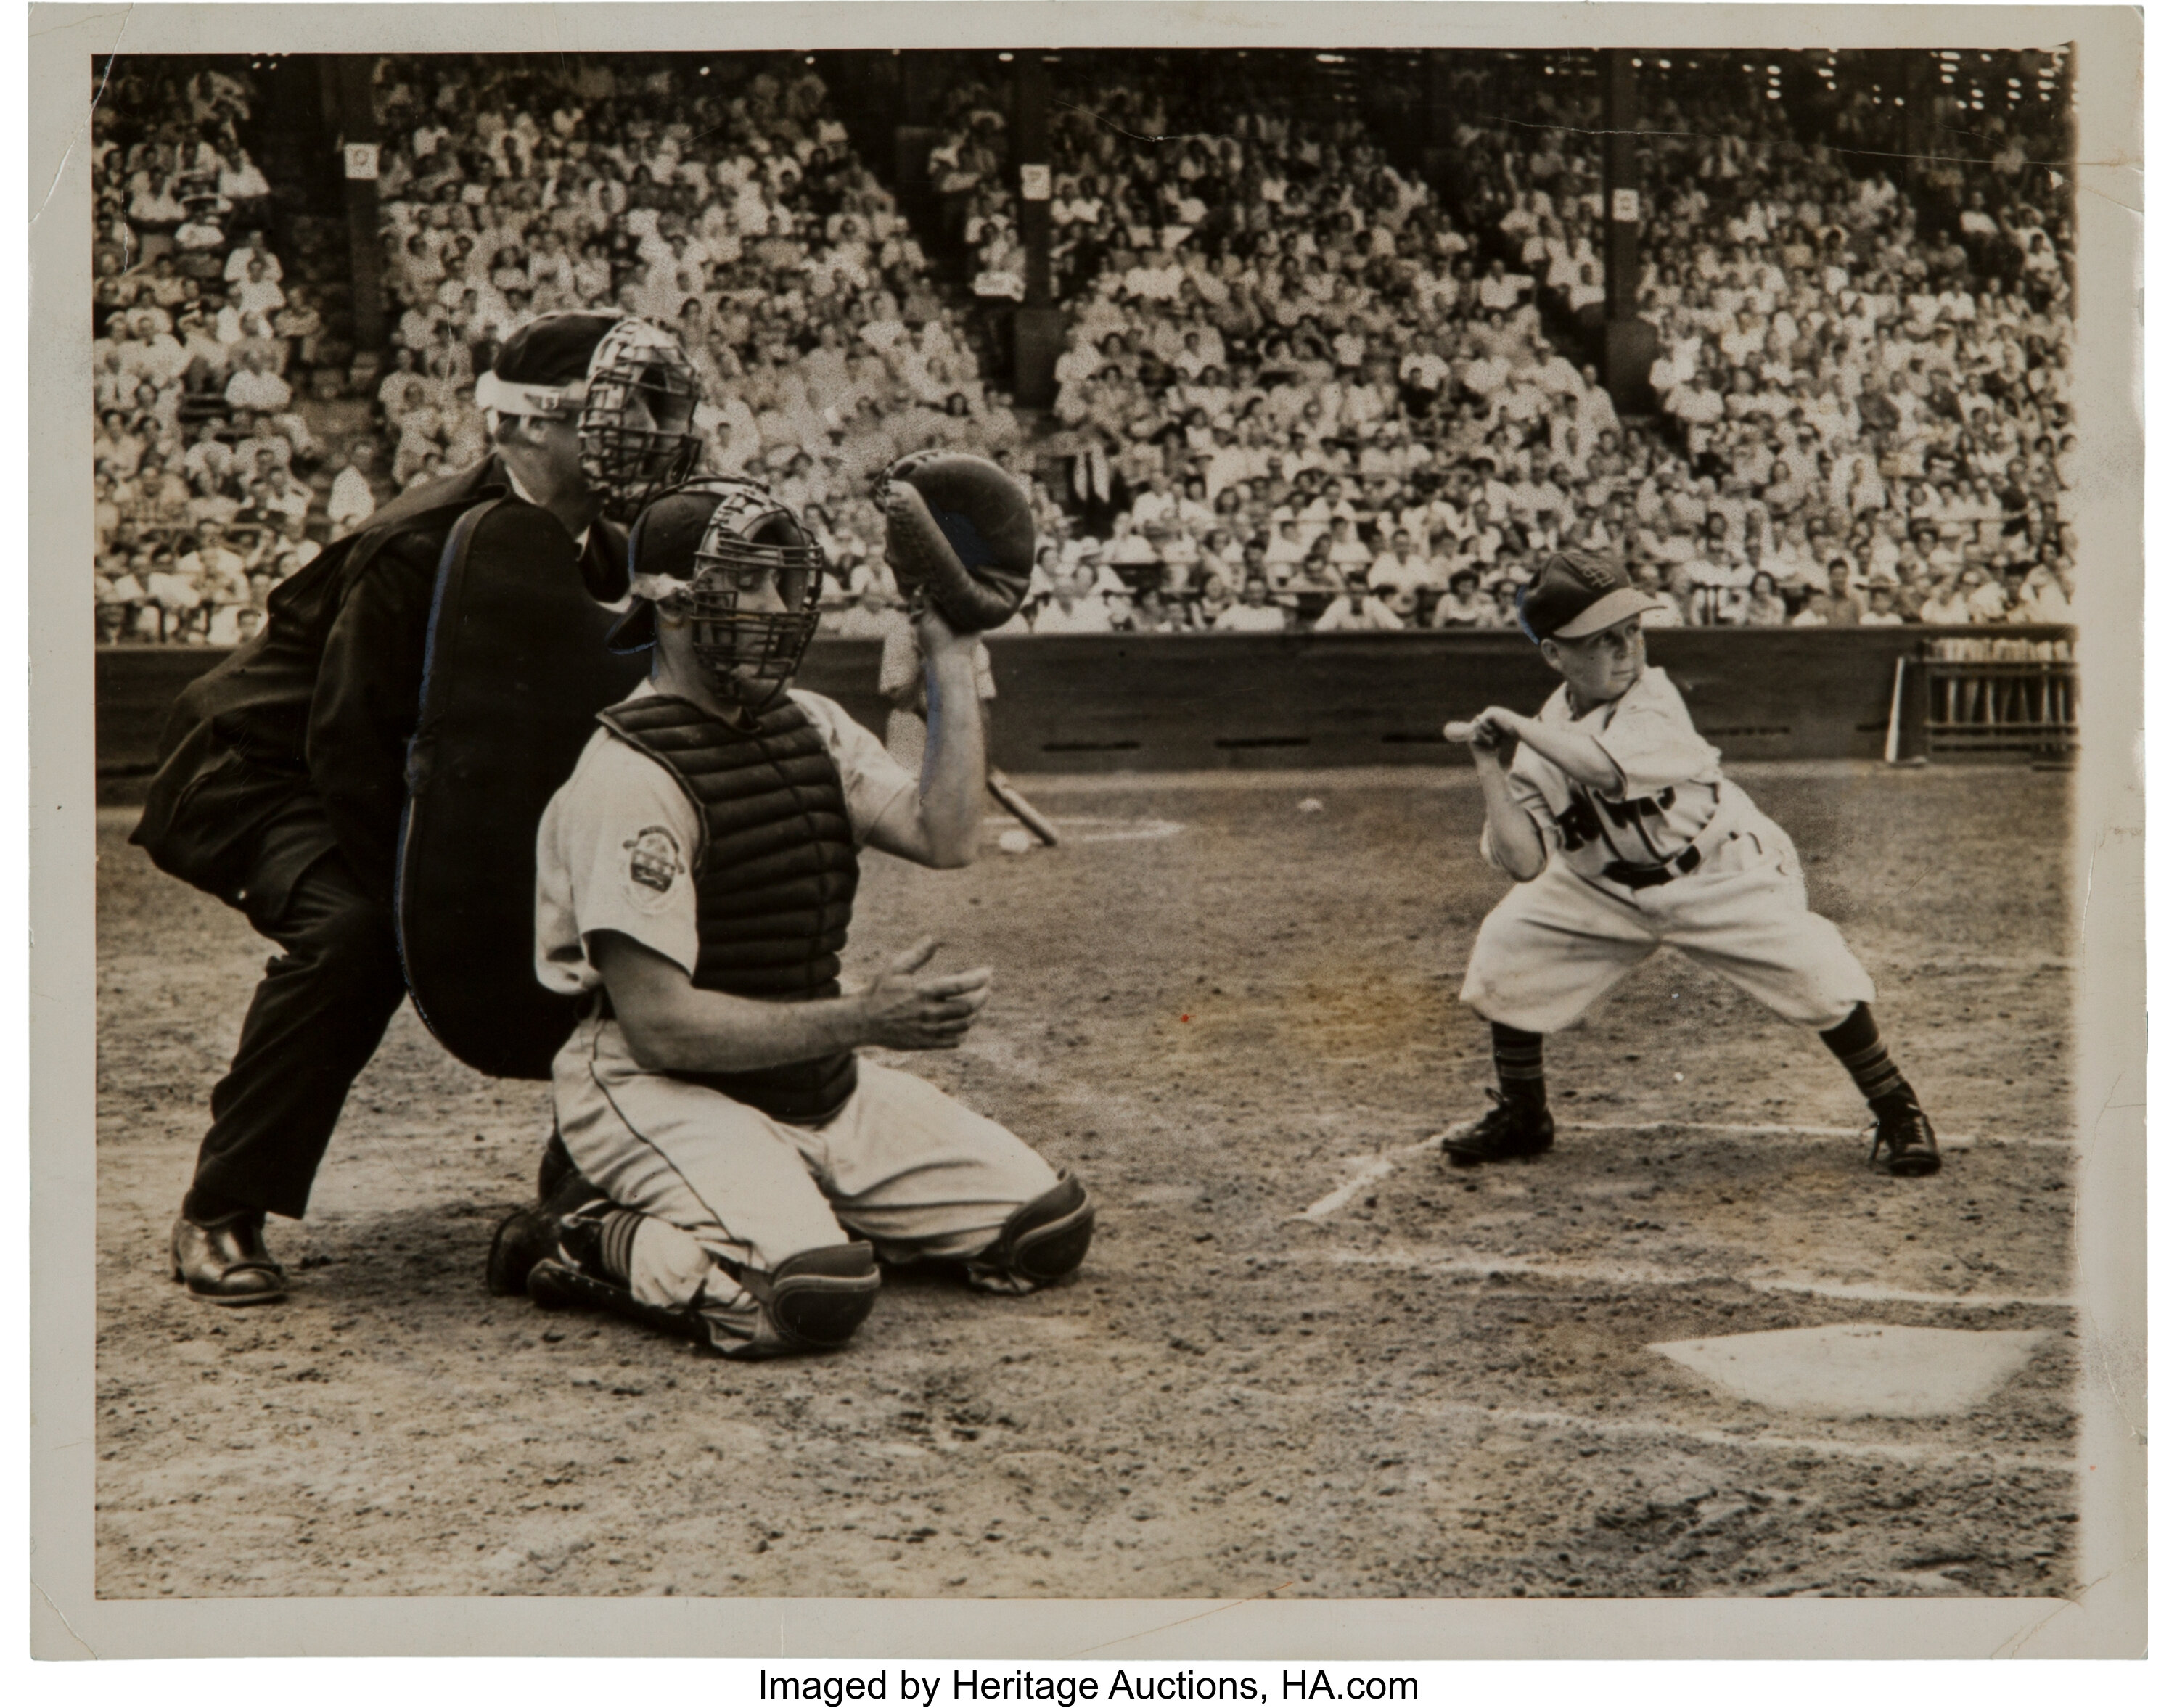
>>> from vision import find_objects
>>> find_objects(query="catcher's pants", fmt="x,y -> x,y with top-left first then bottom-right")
1459,808 -> 1875,1036
552,1010 -> 1060,1308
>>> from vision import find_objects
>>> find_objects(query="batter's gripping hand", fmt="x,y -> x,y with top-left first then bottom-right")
1446,710 -> 1520,765
882,452 -> 1036,633
859,937 -> 993,1052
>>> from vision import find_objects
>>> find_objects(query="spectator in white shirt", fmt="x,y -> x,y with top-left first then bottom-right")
1212,577 -> 1290,633
231,255 -> 286,319
1366,530 -> 1443,599
1324,515 -> 1373,574
327,440 -> 380,533
1312,576 -> 1405,632
1431,568 -> 1491,628
1033,570 -> 1117,635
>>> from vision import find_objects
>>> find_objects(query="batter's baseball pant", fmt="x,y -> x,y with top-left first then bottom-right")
1459,813 -> 1877,1035
188,831 -> 410,1221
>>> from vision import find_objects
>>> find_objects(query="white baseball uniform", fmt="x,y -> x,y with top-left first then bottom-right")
1458,665 -> 1876,1034
533,681 -> 1059,1315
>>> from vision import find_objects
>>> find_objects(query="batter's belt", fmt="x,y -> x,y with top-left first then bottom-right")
1591,807 -> 1744,894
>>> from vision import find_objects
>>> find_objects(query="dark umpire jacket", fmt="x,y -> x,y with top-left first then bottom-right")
131,455 -> 631,921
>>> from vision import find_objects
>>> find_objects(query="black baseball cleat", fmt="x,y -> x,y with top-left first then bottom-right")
1867,1099 -> 1941,1177
1438,1091 -> 1555,1167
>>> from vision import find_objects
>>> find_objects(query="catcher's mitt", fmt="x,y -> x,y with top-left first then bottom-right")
881,451 -> 1036,632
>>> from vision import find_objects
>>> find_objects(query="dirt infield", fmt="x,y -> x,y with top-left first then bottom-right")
93,763 -> 2078,1601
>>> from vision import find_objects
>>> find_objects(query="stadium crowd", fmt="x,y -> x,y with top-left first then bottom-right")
364,53 -> 1024,599
91,59 -> 345,644
94,49 -> 2080,644
977,49 -> 2078,634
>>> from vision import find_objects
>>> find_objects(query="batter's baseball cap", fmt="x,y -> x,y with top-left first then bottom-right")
1517,550 -> 1664,644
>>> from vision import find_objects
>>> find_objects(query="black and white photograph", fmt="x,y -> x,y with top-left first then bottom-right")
28,0 -> 2146,1662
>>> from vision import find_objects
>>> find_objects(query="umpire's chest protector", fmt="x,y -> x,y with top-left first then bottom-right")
596,692 -> 862,1127
397,498 -> 647,1080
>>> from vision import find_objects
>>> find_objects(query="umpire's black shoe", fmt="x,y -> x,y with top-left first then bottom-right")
1438,1091 -> 1555,1167
171,1210 -> 287,1306
1868,1099 -> 1941,1177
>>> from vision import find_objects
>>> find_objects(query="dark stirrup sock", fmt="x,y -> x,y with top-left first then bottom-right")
1491,1022 -> 1547,1109
1819,1003 -> 1913,1106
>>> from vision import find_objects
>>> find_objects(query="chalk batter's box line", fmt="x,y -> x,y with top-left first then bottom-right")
1295,1122 -> 2074,1222
1291,1248 -> 2075,1312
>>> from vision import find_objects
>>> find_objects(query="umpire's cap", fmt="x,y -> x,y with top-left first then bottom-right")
1517,550 -> 1665,644
494,311 -> 619,388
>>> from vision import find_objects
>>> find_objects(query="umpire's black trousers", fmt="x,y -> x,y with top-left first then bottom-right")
189,821 -> 409,1221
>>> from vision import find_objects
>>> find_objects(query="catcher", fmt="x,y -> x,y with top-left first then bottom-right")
489,457 -> 1094,1358
132,311 -> 705,1306
1438,549 -> 1941,1178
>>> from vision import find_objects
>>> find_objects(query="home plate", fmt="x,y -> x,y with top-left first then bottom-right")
1649,1324 -> 2049,1418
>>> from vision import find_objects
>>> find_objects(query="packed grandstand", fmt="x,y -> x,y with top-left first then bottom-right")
91,47 -> 2078,644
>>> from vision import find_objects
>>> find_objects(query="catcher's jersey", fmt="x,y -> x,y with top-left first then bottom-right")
1489,665 -> 1734,881
535,682 -> 916,995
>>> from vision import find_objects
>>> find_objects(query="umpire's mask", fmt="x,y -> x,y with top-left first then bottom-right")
617,479 -> 829,713
476,313 -> 704,524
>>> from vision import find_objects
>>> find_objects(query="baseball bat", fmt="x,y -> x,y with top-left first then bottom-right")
988,768 -> 1061,846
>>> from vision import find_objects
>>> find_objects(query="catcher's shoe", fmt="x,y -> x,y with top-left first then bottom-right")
1867,1099 -> 1941,1177
962,1171 -> 1096,1295
1438,1091 -> 1556,1167
485,1168 -> 610,1297
171,1209 -> 287,1306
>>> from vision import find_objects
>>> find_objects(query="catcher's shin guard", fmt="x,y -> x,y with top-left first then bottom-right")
525,1257 -> 713,1345
528,1239 -> 882,1361
963,1170 -> 1095,1295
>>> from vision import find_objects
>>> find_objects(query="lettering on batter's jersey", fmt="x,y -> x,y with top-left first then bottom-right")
1561,783 -> 1680,865
1551,792 -> 1604,853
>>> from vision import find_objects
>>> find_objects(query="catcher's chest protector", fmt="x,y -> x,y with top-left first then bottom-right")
597,692 -> 862,1126
397,498 -> 648,1079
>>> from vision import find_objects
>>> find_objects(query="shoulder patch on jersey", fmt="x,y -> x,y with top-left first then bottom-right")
623,824 -> 686,907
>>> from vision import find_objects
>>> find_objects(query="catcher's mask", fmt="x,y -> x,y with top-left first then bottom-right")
615,479 -> 829,713
475,314 -> 703,522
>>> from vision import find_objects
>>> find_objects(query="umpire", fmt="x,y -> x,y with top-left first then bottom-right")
133,311 -> 703,1305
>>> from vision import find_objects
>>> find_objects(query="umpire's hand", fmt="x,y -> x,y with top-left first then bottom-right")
858,937 -> 992,1051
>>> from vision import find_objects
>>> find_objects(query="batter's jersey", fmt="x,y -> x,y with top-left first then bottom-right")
535,683 -> 918,996
1489,665 -> 1734,881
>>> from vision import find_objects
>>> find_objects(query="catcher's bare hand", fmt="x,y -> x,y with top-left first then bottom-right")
859,936 -> 991,1051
